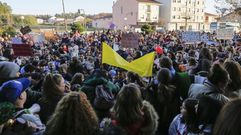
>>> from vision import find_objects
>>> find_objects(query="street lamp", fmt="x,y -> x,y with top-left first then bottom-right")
61,0 -> 68,32
20,16 -> 24,27
78,9 -> 86,28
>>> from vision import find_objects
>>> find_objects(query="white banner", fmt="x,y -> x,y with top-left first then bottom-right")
216,29 -> 234,39
182,31 -> 200,43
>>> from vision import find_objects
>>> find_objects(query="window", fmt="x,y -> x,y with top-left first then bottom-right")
178,7 -> 181,11
173,7 -> 176,11
197,1 -> 200,5
121,7 -> 123,14
197,9 -> 199,12
172,16 -> 176,19
177,16 -> 180,19
140,14 -> 144,19
177,0 -> 181,3
173,0 -> 176,2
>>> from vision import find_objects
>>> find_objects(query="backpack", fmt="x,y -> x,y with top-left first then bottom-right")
94,84 -> 114,110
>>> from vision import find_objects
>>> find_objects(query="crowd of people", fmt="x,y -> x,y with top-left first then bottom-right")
0,29 -> 241,135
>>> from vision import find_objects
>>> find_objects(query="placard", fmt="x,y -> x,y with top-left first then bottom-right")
44,31 -> 56,42
182,31 -> 200,43
33,34 -> 45,43
121,33 -> 139,48
11,37 -> 23,44
20,26 -> 32,35
216,29 -> 234,39
12,44 -> 33,56
200,33 -> 209,42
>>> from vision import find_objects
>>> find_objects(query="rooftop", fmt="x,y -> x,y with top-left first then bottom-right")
136,0 -> 161,5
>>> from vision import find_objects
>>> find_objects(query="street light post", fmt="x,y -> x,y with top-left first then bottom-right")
78,9 -> 86,29
61,0 -> 68,32
183,0 -> 191,31
20,16 -> 24,27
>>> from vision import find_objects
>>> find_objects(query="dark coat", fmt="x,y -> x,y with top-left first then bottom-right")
38,95 -> 63,124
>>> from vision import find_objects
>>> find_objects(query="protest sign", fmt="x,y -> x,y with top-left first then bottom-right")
32,34 -> 45,43
216,29 -> 234,39
182,31 -> 200,43
12,44 -> 33,56
200,33 -> 209,42
20,26 -> 32,35
11,37 -> 23,44
44,31 -> 56,41
121,33 -> 139,48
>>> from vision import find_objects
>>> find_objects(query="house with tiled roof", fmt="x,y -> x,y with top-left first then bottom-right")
113,0 -> 161,30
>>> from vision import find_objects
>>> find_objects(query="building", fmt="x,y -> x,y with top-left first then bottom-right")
113,0 -> 161,30
218,11 -> 241,23
92,15 -> 113,29
204,12 -> 218,31
36,18 -> 44,24
217,11 -> 241,31
74,16 -> 85,23
158,0 -> 205,31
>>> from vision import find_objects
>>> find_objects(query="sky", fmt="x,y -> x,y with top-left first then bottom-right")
1,0 -> 217,15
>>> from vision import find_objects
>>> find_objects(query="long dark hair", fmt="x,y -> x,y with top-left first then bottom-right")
127,72 -> 146,88
182,99 -> 199,133
112,83 -> 143,126
208,63 -> 229,86
213,98 -> 241,135
43,73 -> 65,99
197,96 -> 222,128
224,60 -> 241,93
156,68 -> 176,103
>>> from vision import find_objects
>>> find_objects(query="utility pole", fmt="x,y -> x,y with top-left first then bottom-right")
61,0 -> 68,32
78,9 -> 86,29
184,0 -> 189,31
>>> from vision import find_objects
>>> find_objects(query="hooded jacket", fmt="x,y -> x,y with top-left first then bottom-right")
188,80 -> 230,105
81,76 -> 120,105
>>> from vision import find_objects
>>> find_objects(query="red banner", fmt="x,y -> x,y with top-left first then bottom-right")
12,44 -> 33,56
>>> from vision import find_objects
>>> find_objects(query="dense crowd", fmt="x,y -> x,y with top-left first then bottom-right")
0,30 -> 241,135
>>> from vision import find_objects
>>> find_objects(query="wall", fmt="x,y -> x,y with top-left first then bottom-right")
113,0 -> 138,29
92,18 -> 113,29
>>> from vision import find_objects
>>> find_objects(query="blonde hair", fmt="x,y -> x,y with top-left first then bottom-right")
45,92 -> 99,135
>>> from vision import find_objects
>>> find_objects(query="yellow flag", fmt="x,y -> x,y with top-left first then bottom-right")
102,42 -> 130,70
128,52 -> 155,77
102,43 -> 155,77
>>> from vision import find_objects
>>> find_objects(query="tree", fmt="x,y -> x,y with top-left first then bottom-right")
0,2 -> 12,25
71,22 -> 85,33
215,0 -> 241,15
13,15 -> 37,26
23,15 -> 37,26
141,24 -> 154,34
0,26 -> 16,36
